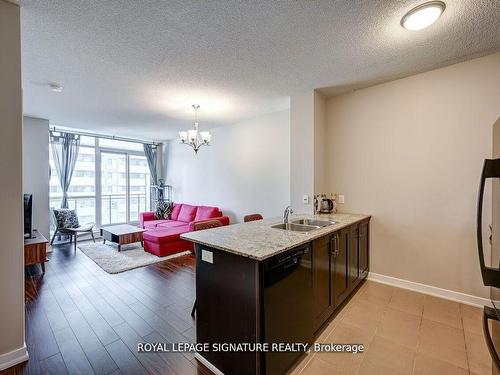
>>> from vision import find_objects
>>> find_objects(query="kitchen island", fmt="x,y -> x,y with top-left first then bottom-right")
181,213 -> 371,375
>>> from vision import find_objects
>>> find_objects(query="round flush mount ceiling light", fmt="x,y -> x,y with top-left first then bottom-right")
401,1 -> 446,31
48,83 -> 63,92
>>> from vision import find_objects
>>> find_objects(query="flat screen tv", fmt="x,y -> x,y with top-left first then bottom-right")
24,193 -> 33,239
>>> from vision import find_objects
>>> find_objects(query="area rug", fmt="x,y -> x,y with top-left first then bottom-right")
78,243 -> 191,274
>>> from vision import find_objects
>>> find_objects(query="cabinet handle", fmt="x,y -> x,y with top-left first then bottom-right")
331,235 -> 338,257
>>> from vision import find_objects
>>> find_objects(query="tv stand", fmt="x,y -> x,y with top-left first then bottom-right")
24,230 -> 48,273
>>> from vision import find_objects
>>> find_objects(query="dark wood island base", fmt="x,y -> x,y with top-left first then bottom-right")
185,216 -> 370,375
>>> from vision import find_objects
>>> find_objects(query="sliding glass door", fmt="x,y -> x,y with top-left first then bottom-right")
49,134 -> 153,235
100,152 -> 151,226
101,152 -> 127,225
129,155 -> 151,222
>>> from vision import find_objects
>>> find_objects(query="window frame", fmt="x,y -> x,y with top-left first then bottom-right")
49,135 -> 152,234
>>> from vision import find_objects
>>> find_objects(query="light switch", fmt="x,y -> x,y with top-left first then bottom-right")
338,195 -> 345,204
302,195 -> 309,204
201,249 -> 213,264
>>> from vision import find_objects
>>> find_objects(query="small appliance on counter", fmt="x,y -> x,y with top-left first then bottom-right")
314,193 -> 336,214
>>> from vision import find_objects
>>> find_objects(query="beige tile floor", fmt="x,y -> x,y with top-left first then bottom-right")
291,281 -> 494,375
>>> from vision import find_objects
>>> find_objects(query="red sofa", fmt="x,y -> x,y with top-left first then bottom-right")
140,203 -> 229,257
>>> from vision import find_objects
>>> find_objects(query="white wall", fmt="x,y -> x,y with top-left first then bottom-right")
314,91 -> 327,195
23,117 -> 50,239
290,92 -> 314,214
164,110 -> 290,223
290,91 -> 329,214
0,0 -> 27,369
325,52 -> 500,298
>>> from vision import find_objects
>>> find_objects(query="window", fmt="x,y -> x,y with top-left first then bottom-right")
49,133 -> 154,234
49,145 -> 96,233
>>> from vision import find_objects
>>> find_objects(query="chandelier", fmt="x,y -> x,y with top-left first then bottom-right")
178,104 -> 211,154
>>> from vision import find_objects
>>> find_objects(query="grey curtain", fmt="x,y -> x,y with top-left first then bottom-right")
143,144 -> 158,185
50,132 -> 81,208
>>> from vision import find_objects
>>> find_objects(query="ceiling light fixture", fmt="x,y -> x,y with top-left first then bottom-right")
401,1 -> 445,31
178,105 -> 212,154
48,83 -> 63,92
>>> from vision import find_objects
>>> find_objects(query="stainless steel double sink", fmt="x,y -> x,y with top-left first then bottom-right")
271,219 -> 336,232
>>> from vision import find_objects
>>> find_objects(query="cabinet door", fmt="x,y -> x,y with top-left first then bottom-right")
332,228 -> 350,308
358,221 -> 369,277
348,224 -> 360,288
312,235 -> 333,331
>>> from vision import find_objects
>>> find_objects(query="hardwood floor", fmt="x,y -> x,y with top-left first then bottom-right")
1,241 -> 212,375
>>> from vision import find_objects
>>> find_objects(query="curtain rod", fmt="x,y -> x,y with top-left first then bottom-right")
49,126 -> 161,146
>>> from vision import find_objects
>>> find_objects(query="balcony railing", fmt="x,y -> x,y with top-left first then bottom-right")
101,193 -> 147,225
49,193 -> 148,233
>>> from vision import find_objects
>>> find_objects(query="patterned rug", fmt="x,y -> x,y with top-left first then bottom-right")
78,242 -> 191,274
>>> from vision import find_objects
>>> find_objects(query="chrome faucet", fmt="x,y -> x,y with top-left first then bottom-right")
283,206 -> 293,224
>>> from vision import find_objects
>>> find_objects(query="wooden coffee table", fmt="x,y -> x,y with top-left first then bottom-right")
100,224 -> 146,251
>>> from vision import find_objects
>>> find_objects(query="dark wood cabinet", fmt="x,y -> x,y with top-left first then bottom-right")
358,220 -> 369,278
312,235 -> 333,330
312,219 -> 370,332
348,224 -> 360,288
332,228 -> 350,308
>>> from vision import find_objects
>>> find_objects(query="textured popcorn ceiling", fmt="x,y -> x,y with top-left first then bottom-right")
20,0 -> 500,140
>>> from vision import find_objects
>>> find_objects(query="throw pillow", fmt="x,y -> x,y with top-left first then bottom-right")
155,201 -> 173,220
54,209 -> 80,229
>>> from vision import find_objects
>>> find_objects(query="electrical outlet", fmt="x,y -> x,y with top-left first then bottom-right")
302,195 -> 309,204
338,195 -> 345,204
201,249 -> 213,264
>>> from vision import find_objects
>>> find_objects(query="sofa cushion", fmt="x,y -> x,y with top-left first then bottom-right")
177,204 -> 198,222
194,206 -> 220,221
156,220 -> 189,229
143,220 -> 168,229
143,226 -> 190,244
170,203 -> 182,220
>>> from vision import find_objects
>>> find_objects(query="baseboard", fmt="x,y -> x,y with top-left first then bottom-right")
0,343 -> 29,371
368,272 -> 492,308
195,353 -> 224,375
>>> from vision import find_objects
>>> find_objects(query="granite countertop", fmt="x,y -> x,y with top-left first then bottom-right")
181,213 -> 371,261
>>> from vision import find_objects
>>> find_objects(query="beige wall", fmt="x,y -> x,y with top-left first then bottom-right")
0,0 -> 25,365
325,52 -> 500,298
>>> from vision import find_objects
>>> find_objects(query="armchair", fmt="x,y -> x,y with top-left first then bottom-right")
51,209 -> 95,250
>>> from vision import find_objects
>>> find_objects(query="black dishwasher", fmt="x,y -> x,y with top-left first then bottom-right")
262,243 -> 313,375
